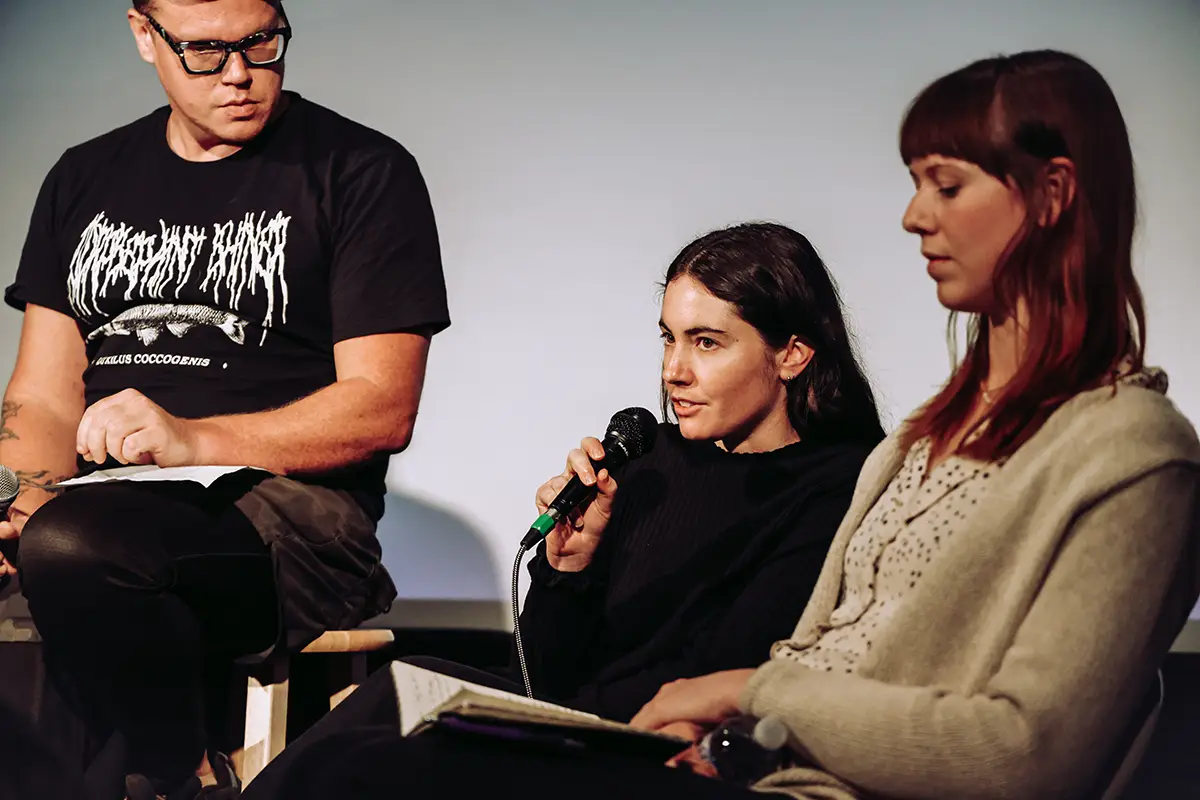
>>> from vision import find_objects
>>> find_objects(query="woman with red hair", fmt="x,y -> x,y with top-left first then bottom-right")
630,48 -> 1200,799
243,49 -> 1199,800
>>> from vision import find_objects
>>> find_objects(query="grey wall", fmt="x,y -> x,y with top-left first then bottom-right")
1,1 -> 1198,641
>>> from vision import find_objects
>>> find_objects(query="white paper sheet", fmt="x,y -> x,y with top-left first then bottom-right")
57,465 -> 257,488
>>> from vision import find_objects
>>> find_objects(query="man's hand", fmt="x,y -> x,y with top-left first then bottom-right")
76,389 -> 199,467
629,669 -> 757,732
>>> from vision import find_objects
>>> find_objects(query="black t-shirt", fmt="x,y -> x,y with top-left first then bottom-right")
6,92 -> 450,509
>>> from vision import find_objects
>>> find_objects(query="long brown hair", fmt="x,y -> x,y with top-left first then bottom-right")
660,223 -> 884,445
899,50 -> 1145,460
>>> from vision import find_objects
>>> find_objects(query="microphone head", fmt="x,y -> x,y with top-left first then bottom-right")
606,407 -> 658,460
0,466 -> 18,505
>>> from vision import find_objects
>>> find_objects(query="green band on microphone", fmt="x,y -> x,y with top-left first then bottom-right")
530,512 -> 557,538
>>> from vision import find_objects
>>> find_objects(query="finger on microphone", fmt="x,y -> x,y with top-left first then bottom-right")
567,449 -> 596,485
582,436 -> 605,461
596,469 -> 615,492
594,474 -> 617,515
536,481 -> 557,507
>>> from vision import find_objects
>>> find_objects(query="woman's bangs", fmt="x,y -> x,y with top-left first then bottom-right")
899,70 -> 1006,176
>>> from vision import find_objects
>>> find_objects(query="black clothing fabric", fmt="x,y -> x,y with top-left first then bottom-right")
518,424 -> 872,721
4,90 -> 448,795
0,698 -> 86,800
239,664 -> 759,800
17,480 -> 278,789
6,91 -> 450,505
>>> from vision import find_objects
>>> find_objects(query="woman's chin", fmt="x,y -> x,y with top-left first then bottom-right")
677,416 -> 725,443
935,282 -> 991,315
676,417 -> 709,440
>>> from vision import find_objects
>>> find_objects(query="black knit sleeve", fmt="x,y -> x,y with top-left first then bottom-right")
510,540 -> 611,700
508,427 -> 673,699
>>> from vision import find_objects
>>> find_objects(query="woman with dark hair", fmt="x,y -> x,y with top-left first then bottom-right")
627,49 -> 1200,798
239,222 -> 881,799
245,49 -> 1199,800
518,221 -> 883,721
245,49 -> 1197,800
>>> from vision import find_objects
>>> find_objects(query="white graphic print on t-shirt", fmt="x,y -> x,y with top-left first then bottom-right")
66,210 -> 291,347
86,303 -> 250,346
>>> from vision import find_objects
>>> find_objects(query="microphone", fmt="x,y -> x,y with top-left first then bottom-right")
0,466 -> 18,515
520,407 -> 658,550
0,466 -> 19,570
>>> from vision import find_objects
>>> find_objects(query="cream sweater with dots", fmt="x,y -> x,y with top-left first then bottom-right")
740,372 -> 1200,800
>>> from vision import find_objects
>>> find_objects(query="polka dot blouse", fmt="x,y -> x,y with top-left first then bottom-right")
781,436 -> 1004,674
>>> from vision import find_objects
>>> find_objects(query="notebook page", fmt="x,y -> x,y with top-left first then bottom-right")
390,661 -> 604,735
392,663 -> 472,735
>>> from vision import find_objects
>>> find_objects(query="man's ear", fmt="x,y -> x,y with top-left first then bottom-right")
128,10 -> 157,66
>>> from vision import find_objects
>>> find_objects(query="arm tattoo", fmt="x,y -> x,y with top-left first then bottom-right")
15,469 -> 68,497
0,401 -> 19,442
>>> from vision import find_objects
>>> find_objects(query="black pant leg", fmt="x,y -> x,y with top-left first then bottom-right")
244,724 -> 760,800
399,655 -> 526,694
17,481 -> 278,788
244,658 -> 522,799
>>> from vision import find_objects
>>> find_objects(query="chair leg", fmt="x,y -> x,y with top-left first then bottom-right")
240,658 -> 290,786
329,652 -> 367,710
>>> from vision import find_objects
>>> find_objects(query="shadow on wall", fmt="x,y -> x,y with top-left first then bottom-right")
366,490 -> 509,631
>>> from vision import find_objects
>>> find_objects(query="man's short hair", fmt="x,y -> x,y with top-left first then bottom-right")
132,1 -> 284,17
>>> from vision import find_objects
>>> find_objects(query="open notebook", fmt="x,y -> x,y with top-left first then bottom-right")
390,661 -> 688,758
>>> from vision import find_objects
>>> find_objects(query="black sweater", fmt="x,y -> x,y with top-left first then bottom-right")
516,424 -> 872,722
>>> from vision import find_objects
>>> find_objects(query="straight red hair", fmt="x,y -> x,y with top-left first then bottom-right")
899,50 -> 1146,460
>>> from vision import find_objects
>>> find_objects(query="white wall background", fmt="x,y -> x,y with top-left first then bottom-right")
1,0 -> 1197,638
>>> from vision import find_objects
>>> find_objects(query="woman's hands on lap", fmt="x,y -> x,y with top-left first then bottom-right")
630,669 -> 757,732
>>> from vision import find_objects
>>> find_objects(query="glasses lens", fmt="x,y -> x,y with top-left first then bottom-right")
243,33 -> 287,65
182,44 -> 226,73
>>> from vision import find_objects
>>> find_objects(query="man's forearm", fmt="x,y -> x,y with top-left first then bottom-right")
188,377 -> 417,475
0,396 -> 81,515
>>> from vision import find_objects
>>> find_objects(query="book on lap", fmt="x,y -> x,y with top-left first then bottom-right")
389,661 -> 688,759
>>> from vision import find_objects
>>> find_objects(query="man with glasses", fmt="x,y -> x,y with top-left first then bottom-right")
0,1 -> 449,798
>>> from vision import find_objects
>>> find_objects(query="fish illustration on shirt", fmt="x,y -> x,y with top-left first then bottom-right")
86,304 -> 250,346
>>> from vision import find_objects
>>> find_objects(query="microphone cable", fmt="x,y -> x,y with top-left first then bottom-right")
512,542 -> 534,697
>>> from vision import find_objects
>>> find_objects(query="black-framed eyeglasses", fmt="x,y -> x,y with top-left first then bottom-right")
142,12 -> 292,76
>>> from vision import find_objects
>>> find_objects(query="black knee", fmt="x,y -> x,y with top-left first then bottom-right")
19,487 -> 147,604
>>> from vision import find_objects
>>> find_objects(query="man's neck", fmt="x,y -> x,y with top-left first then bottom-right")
164,94 -> 290,163
165,113 -> 246,162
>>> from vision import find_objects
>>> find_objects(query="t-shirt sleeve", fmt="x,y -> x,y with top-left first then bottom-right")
5,159 -> 75,318
329,146 -> 449,342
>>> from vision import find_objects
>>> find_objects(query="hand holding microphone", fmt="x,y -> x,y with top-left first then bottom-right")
512,407 -> 658,698
521,407 -> 658,567
534,436 -> 620,572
